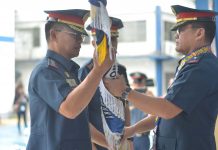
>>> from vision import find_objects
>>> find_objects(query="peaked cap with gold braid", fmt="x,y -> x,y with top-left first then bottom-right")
45,9 -> 90,35
87,16 -> 124,37
171,5 -> 218,31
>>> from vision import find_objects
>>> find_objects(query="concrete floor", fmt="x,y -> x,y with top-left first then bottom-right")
0,118 -> 29,150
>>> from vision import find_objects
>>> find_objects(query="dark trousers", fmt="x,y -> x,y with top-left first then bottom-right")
17,111 -> 27,134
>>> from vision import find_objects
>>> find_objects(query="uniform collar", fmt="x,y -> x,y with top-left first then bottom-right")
46,50 -> 80,72
186,45 -> 211,56
179,45 -> 210,62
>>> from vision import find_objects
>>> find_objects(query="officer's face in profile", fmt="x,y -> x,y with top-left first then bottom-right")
54,25 -> 84,59
175,23 -> 198,55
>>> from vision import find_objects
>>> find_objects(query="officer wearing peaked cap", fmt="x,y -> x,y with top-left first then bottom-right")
45,9 -> 90,36
170,5 -> 218,31
79,16 -> 132,150
129,72 -> 154,150
130,72 -> 148,86
129,72 -> 154,95
27,9 -> 114,150
103,5 -> 218,150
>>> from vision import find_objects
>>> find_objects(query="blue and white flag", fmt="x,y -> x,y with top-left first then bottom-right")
88,0 -> 125,149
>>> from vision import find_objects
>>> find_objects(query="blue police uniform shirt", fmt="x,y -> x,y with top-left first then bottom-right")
27,50 -> 91,150
157,52 -> 218,150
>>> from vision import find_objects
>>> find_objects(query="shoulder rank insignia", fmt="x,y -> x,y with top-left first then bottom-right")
48,58 -> 58,68
66,79 -> 77,87
64,71 -> 70,78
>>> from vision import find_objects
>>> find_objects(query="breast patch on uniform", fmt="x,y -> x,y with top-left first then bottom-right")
66,79 -> 77,87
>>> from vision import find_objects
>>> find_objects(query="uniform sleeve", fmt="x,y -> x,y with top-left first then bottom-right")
165,64 -> 211,115
34,68 -> 72,112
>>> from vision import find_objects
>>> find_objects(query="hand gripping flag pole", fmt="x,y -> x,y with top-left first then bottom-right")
89,0 -> 125,149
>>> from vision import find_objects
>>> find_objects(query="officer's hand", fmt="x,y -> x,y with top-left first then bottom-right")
103,75 -> 127,97
92,48 -> 116,76
122,126 -> 135,140
119,126 -> 135,149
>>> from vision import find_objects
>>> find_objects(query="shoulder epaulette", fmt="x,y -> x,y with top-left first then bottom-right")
48,58 -> 59,69
187,55 -> 202,64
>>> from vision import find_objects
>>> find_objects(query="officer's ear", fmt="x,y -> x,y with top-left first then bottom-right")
50,29 -> 57,41
195,28 -> 205,41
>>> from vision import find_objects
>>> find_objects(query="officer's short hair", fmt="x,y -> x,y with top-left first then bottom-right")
191,21 -> 216,44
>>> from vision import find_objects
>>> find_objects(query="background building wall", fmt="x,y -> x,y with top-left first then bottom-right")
0,9 -> 15,115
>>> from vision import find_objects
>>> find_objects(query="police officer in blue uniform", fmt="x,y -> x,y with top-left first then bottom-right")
79,17 -> 132,150
129,72 -> 154,150
27,9 -> 114,150
104,5 -> 218,150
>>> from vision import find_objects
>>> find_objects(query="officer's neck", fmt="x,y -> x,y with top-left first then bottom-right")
187,41 -> 210,55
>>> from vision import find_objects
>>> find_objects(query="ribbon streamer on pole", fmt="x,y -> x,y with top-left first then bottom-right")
89,0 -> 111,64
88,0 -> 125,149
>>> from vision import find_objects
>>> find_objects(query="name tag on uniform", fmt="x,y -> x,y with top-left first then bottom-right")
66,79 -> 77,87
